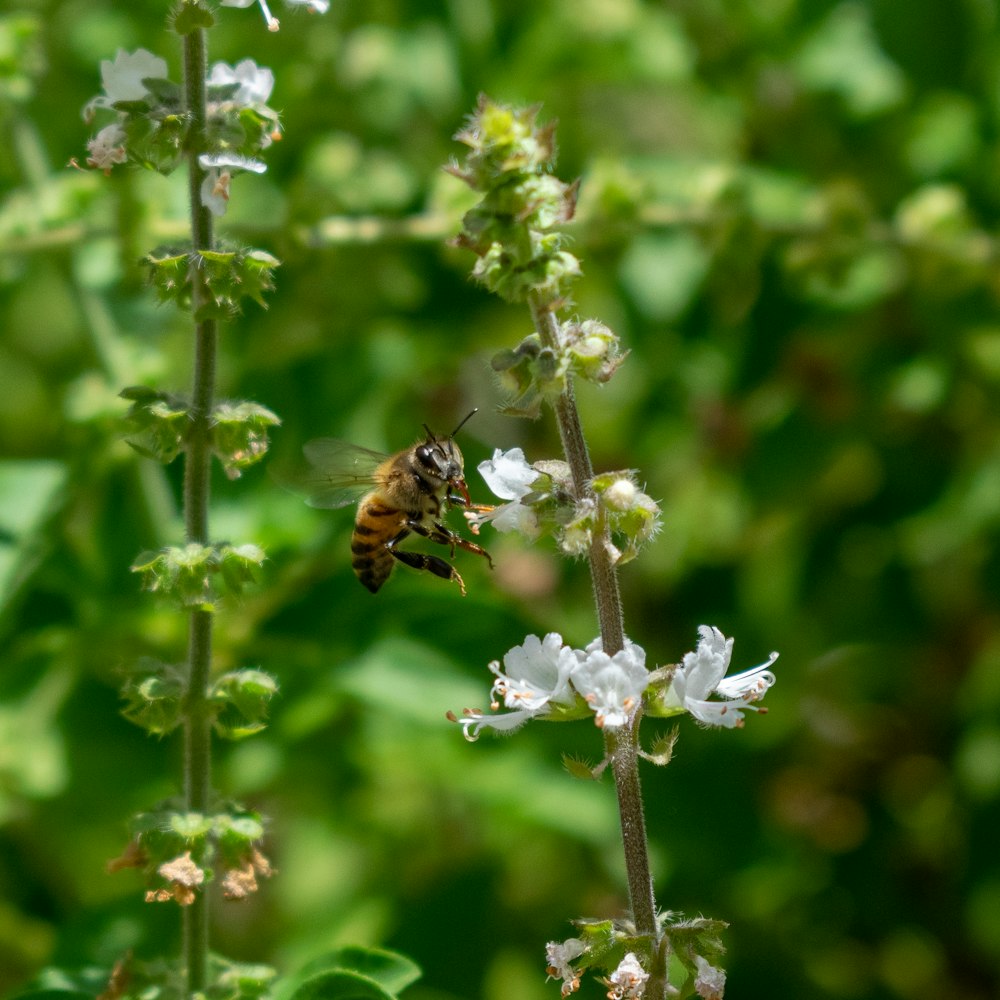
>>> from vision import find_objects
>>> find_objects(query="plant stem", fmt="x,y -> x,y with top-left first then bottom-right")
528,294 -> 658,945
182,16 -> 216,995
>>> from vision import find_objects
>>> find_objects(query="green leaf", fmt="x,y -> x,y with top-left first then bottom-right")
284,949 -> 421,1000
0,459 -> 68,615
287,973 -> 394,1000
9,990 -> 96,1000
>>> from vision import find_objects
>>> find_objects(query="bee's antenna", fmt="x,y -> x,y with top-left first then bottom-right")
451,408 -> 479,438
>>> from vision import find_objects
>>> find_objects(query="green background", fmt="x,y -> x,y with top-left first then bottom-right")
3,0 -> 1000,998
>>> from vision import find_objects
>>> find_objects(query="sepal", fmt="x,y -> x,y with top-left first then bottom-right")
120,385 -> 190,464
210,668 -> 278,739
211,400 -> 281,478
131,542 -> 265,609
144,245 -> 279,318
121,659 -> 185,735
172,0 -> 217,35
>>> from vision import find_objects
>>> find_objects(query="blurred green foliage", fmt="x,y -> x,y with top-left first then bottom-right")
3,1 -> 1000,999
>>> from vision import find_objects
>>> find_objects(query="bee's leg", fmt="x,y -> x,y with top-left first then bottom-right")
387,544 -> 468,596
410,519 -> 495,571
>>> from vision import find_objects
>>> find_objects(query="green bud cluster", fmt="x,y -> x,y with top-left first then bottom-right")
491,318 -> 629,418
493,458 -> 660,564
121,386 -> 280,475
145,245 -> 280,321
591,471 -> 661,565
122,661 -> 277,739
554,913 -> 727,1000
447,96 -> 581,304
131,542 -> 265,610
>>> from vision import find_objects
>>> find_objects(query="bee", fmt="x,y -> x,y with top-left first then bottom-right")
294,413 -> 494,596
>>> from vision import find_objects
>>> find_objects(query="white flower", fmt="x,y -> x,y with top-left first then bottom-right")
607,953 -> 649,999
666,626 -> 777,729
83,48 -> 168,120
454,633 -> 578,740
546,938 -> 586,997
693,955 -> 726,999
198,153 -> 267,217
491,632 -> 578,710
199,153 -> 267,174
452,706 -> 537,741
85,123 -> 127,172
208,59 -> 275,107
286,0 -> 329,10
571,637 -> 648,729
466,447 -> 542,537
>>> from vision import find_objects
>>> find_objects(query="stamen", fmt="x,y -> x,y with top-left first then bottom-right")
257,0 -> 279,30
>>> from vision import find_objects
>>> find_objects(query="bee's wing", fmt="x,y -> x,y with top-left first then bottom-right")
284,439 -> 387,509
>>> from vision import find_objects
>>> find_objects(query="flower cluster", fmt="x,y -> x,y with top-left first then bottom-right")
492,318 -> 630,418
452,626 -> 776,740
468,448 -> 660,564
545,913 -> 729,999
82,48 -> 279,216
447,96 -> 581,304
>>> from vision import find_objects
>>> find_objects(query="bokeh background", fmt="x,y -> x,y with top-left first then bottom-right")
3,0 -> 1000,997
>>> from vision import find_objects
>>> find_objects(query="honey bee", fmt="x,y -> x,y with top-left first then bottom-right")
294,413 -> 494,596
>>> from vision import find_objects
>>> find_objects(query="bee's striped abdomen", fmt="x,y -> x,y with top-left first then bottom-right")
351,497 -> 406,593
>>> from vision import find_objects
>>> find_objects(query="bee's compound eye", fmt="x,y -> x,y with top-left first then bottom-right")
416,444 -> 448,478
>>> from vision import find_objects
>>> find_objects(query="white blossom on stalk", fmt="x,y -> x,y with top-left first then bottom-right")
456,632 -> 577,740
198,153 -> 267,217
665,626 -> 777,729
545,938 -> 586,997
467,447 -> 542,537
607,953 -> 649,999
571,637 -> 648,729
85,123 -> 128,172
693,955 -> 726,999
83,48 -> 168,121
208,59 -> 275,107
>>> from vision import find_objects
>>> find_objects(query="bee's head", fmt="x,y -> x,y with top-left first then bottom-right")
418,411 -> 477,502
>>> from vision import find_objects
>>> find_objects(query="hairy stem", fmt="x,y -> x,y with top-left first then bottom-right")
182,17 -> 216,995
528,294 -> 658,944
